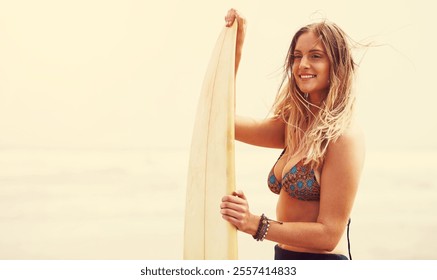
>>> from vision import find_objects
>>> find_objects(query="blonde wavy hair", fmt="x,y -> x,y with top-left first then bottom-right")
272,21 -> 356,169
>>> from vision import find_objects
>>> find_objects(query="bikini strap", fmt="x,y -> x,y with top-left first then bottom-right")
347,218 -> 352,260
276,148 -> 286,162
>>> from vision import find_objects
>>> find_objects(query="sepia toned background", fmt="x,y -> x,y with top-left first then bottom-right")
0,0 -> 436,259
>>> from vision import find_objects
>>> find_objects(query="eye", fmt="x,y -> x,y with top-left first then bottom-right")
310,54 -> 322,59
290,54 -> 302,61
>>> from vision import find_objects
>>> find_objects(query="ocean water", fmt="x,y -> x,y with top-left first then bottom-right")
0,147 -> 436,259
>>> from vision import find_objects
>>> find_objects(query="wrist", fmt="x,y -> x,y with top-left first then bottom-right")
247,214 -> 261,236
252,214 -> 283,242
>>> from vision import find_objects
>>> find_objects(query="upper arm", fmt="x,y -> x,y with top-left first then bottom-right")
235,115 -> 286,148
317,126 -> 365,247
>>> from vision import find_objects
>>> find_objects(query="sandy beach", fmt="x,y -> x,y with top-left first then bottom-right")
1,146 -> 436,260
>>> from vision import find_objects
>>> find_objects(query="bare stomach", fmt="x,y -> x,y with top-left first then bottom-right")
276,191 -> 348,256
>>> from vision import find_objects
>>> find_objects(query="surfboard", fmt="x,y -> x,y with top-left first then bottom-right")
183,21 -> 238,260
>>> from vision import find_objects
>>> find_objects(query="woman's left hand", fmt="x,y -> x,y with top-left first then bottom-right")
220,190 -> 257,235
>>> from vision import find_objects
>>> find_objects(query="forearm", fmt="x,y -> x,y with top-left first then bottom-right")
245,215 -> 343,252
267,221 -> 342,252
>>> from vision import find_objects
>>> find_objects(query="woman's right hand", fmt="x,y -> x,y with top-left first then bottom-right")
224,8 -> 246,74
225,9 -> 246,27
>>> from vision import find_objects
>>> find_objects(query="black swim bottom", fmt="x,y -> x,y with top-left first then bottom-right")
274,245 -> 348,260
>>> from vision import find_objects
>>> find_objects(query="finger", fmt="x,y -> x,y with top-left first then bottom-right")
221,214 -> 237,227
220,201 -> 246,212
222,214 -> 245,231
232,190 -> 246,200
222,194 -> 245,204
220,208 -> 244,219
225,8 -> 237,27
221,214 -> 241,229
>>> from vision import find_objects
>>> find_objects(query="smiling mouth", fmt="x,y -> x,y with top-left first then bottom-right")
299,74 -> 316,79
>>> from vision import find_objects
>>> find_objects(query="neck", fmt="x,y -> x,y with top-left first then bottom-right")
307,92 -> 326,107
305,92 -> 326,116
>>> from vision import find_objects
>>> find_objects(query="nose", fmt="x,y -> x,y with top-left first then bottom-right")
299,55 -> 310,70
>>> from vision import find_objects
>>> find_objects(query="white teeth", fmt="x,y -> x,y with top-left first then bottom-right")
300,75 -> 315,79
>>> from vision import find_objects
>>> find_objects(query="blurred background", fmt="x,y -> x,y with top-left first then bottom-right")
0,0 -> 436,259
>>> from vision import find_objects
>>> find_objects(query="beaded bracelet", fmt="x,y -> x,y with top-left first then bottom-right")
253,214 -> 267,241
253,214 -> 283,241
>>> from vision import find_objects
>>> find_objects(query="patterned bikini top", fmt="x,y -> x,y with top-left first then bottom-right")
267,149 -> 321,201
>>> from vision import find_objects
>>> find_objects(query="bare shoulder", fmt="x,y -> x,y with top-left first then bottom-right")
333,122 -> 364,148
326,122 -> 365,167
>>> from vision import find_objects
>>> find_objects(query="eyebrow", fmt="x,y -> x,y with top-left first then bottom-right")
293,48 -> 326,54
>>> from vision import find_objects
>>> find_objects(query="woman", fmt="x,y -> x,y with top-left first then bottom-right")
220,9 -> 365,260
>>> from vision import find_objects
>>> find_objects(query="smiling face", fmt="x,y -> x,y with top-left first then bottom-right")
291,31 -> 331,99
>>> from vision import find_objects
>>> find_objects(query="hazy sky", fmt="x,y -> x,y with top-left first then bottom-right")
0,0 -> 435,151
